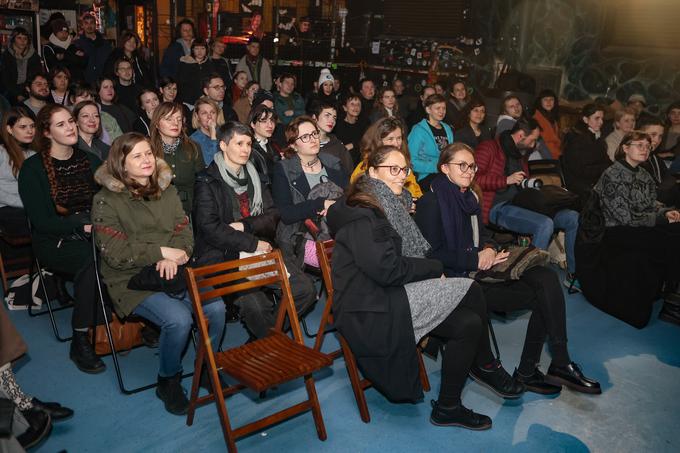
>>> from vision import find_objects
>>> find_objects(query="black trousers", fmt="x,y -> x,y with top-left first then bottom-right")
482,265 -> 570,374
429,282 -> 496,406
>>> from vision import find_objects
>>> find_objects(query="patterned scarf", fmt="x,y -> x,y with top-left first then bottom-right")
365,177 -> 430,258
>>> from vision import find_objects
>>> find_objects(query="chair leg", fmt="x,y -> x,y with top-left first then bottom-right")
0,250 -> 8,293
338,334 -> 370,423
488,319 -> 501,361
303,374 -> 327,441
416,350 -> 431,392
187,347 -> 205,426
29,264 -> 72,342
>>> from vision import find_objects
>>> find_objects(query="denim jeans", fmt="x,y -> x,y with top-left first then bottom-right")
489,201 -> 578,273
133,292 -> 225,377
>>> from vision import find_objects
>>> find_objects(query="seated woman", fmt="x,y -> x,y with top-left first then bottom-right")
93,132 -> 225,415
247,104 -> 281,186
68,81 -> 117,145
96,77 -> 136,134
133,89 -> 160,136
562,103 -> 611,205
578,131 -> 680,328
189,97 -> 225,164
48,66 -> 72,107
192,122 -> 315,338
368,87 -> 405,125
327,145 -> 523,430
271,115 -> 348,270
18,104 -> 104,374
453,99 -> 493,150
350,117 -> 422,198
150,102 -> 206,214
158,77 -> 193,135
234,81 -> 259,123
604,107 -> 636,161
532,90 -> 562,159
73,100 -> 110,160
177,39 -> 215,106
0,107 -> 36,239
408,94 -> 453,183
415,143 -> 601,395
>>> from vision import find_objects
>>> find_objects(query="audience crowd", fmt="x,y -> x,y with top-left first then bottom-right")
1,11 -> 680,448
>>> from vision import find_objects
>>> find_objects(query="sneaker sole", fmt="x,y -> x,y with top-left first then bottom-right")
430,417 -> 492,431
544,374 -> 602,395
468,371 -> 524,399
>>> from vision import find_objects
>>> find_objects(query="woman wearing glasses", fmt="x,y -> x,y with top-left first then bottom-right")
327,145 -> 523,431
271,115 -> 348,270
579,131 -> 680,327
415,143 -> 601,396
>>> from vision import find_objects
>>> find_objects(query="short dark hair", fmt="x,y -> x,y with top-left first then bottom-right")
309,101 -> 337,118
247,104 -> 278,127
279,73 -> 296,84
217,121 -> 252,145
201,73 -> 224,90
359,78 -> 374,90
158,76 -> 177,89
24,72 -> 47,90
511,118 -> 541,135
174,19 -> 195,39
424,93 -> 447,108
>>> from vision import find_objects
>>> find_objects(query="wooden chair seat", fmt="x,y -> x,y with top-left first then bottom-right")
216,330 -> 332,392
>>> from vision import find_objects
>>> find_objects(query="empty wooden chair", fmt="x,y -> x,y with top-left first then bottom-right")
313,239 -> 430,424
185,249 -> 333,453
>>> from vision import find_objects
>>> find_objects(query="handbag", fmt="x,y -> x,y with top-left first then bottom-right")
470,245 -> 550,283
127,264 -> 187,298
511,185 -> 579,218
90,313 -> 144,355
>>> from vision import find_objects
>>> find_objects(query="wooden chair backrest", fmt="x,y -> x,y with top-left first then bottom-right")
313,239 -> 335,351
185,250 -> 305,344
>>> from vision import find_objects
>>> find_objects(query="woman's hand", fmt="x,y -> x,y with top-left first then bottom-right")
492,250 -> 510,266
229,222 -> 245,232
83,224 -> 93,234
156,259 -> 178,280
209,119 -> 217,139
160,246 -> 189,265
256,240 -> 273,253
318,199 -> 336,217
478,248 -> 497,270
666,210 -> 680,223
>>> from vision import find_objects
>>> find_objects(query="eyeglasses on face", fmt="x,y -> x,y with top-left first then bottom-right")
375,165 -> 411,176
625,141 -> 651,150
447,161 -> 478,173
296,130 -> 319,143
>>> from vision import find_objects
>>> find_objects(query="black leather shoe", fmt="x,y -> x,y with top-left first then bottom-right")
69,331 -> 106,374
545,362 -> 601,394
513,368 -> 561,395
430,400 -> 492,430
659,301 -> 680,326
17,408 -> 52,449
469,360 -> 525,399
31,398 -> 74,421
156,373 -> 189,415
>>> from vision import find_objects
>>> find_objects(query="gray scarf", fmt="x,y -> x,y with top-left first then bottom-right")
365,177 -> 431,258
213,151 -> 263,216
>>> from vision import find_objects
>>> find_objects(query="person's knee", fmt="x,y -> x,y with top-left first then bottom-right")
455,308 -> 483,338
531,216 -> 554,248
202,299 -> 226,325
161,307 -> 193,334
290,273 -> 317,314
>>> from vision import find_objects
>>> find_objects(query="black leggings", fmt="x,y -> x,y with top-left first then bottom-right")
429,282 -> 495,406
483,265 -> 570,374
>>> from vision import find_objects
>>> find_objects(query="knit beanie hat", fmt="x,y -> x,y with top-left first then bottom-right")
318,69 -> 334,87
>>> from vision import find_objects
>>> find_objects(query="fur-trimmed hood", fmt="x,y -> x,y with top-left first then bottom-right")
179,55 -> 208,65
94,158 -> 173,193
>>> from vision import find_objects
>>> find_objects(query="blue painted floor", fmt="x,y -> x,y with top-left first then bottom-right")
5,269 -> 680,453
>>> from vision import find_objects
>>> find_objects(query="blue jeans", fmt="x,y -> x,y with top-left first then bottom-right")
133,292 -> 225,377
489,202 -> 578,273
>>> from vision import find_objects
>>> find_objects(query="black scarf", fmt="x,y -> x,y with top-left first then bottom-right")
499,130 -> 525,176
431,174 -> 480,253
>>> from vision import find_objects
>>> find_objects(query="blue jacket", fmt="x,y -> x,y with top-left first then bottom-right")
74,32 -> 113,85
190,130 -> 218,164
408,119 -> 454,180
274,92 -> 306,125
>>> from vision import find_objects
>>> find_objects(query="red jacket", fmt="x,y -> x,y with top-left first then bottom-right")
474,138 -> 529,224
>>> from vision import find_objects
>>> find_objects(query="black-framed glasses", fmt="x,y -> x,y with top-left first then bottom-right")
296,130 -> 319,143
447,161 -> 478,173
375,165 -> 411,176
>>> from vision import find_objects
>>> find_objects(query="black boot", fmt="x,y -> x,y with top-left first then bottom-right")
156,373 -> 189,415
469,360 -> 525,399
69,331 -> 106,374
545,362 -> 601,394
17,408 -> 52,449
54,275 -> 74,306
429,400 -> 492,430
513,367 -> 562,395
31,398 -> 74,421
659,301 -> 680,326
199,368 -> 227,393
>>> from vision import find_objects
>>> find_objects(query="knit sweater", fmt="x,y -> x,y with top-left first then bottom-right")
594,160 -> 665,228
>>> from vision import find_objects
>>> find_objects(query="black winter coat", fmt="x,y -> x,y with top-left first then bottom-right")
327,198 -> 443,402
562,127 -> 611,206
192,161 -> 279,266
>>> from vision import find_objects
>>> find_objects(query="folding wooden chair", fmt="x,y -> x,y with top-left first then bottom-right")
528,158 -> 567,188
185,250 -> 333,452
313,239 -> 431,424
